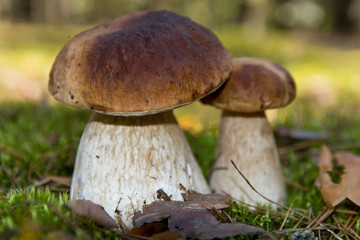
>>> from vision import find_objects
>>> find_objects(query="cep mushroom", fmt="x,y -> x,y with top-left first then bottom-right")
48,10 -> 231,230
201,57 -> 296,206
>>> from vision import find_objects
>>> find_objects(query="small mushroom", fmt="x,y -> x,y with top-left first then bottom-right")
201,57 -> 296,206
48,10 -> 231,230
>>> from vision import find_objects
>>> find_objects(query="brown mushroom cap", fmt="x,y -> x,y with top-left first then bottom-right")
201,57 -> 296,112
49,10 -> 232,115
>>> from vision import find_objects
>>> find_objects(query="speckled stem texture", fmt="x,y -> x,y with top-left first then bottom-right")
209,111 -> 286,206
70,111 -> 210,231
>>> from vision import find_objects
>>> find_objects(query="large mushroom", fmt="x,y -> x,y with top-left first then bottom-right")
201,57 -> 296,206
48,10 -> 232,230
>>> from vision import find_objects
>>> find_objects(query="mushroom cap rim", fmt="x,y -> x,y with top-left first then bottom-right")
67,79 -> 226,116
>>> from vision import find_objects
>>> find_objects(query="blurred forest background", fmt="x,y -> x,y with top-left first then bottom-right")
0,0 -> 360,130
2,0 -> 360,32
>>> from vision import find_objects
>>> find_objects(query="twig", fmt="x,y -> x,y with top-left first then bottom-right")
46,175 -> 72,187
231,160 -> 288,209
211,206 -> 227,223
230,160 -> 309,220
343,214 -> 354,230
306,207 -> 326,228
312,208 -> 334,228
347,215 -> 359,230
332,215 -> 349,239
332,214 -> 359,240
30,178 -> 51,188
292,216 -> 305,229
326,228 -> 343,240
274,225 -> 336,234
222,192 -> 299,221
279,203 -> 292,230
348,228 -> 360,240
335,209 -> 359,215
278,139 -> 323,156
222,210 -> 236,223
306,207 -> 333,228
329,141 -> 360,152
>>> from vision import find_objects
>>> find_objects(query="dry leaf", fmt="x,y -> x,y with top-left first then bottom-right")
150,231 -> 185,240
132,192 -> 266,239
316,145 -> 360,208
128,221 -> 167,237
68,200 -> 118,228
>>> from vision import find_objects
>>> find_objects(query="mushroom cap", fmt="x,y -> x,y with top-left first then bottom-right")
201,57 -> 296,112
49,10 -> 232,116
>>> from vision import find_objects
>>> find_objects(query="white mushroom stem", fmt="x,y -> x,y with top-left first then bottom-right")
70,111 -> 210,231
209,111 -> 286,206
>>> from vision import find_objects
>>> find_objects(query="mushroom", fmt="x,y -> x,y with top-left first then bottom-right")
48,10 -> 232,230
201,57 -> 296,206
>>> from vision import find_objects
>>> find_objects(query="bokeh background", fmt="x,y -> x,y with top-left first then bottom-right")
1,0 -> 360,132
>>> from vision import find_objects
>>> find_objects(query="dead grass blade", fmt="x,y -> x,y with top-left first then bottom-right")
279,203 -> 292,230
331,214 -> 360,240
348,228 -> 360,240
46,175 -> 72,187
326,228 -> 343,240
292,216 -> 305,229
230,160 -> 309,221
30,178 -> 51,188
222,210 -> 236,223
306,207 -> 334,228
278,139 -> 323,156
222,192 -> 299,221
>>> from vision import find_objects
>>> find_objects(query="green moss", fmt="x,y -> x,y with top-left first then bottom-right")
0,103 -> 89,189
0,187 -> 121,239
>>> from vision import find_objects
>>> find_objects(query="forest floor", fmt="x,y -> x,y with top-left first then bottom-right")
1,21 -> 360,239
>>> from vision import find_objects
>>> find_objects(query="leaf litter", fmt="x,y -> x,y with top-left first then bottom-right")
68,200 -> 118,229
26,146 -> 360,239
316,145 -> 360,208
130,192 -> 266,239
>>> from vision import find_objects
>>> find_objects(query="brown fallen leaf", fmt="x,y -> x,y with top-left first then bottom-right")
316,145 -> 360,208
151,231 -> 185,240
132,192 -> 266,240
128,221 -> 167,237
68,200 -> 118,229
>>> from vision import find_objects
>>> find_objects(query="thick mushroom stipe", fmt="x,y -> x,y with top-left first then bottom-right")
48,10 -> 232,230
71,111 -> 210,230
202,57 -> 296,207
209,111 -> 286,205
